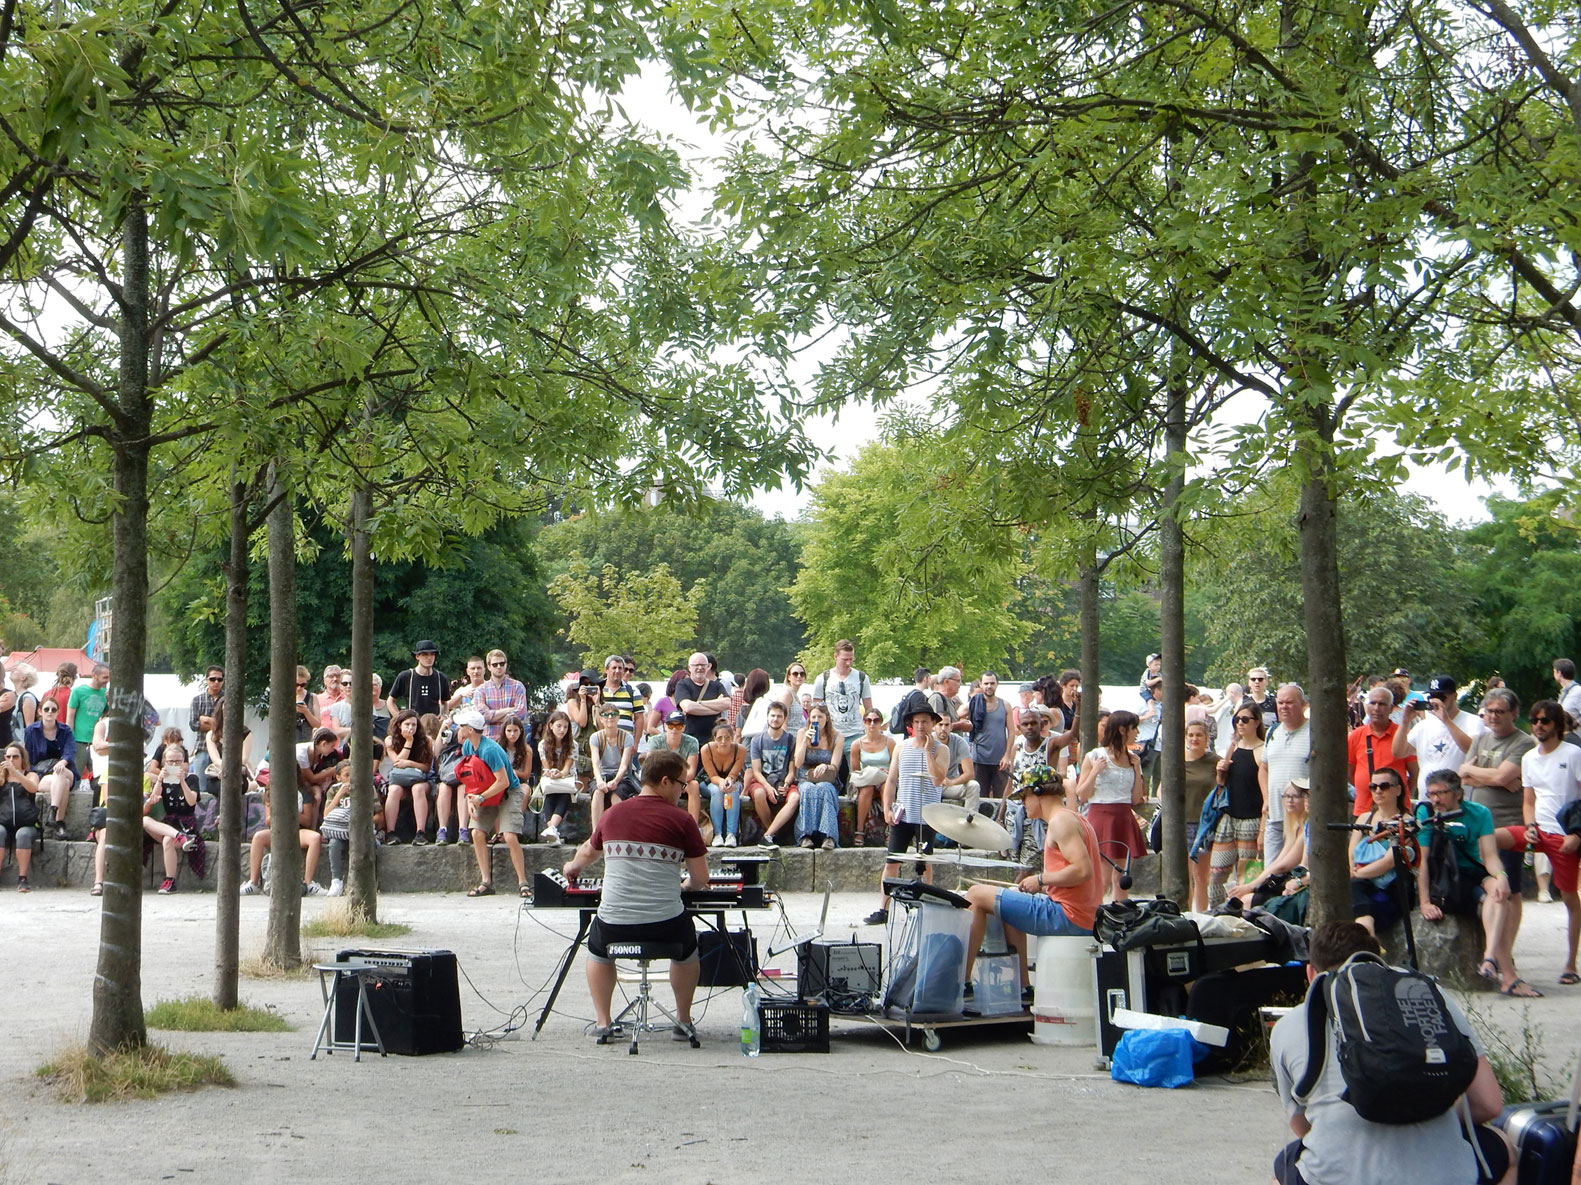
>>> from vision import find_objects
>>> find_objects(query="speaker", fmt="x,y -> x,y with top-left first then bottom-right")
334,949 -> 464,1056
697,929 -> 758,987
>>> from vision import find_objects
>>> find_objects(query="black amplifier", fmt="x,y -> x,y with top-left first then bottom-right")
334,949 -> 464,1056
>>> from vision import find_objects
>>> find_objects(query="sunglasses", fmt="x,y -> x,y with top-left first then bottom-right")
599,712 -> 619,719
665,721 -> 684,728
789,670 -> 806,677
1533,717 -> 1558,726
1235,715 -> 1256,723
207,676 -> 223,683
1368,780 -> 1398,791
40,706 -> 58,713
865,717 -> 883,724
489,661 -> 507,668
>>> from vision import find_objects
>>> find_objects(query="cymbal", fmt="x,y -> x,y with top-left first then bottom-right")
914,852 -> 1024,869
921,804 -> 1013,850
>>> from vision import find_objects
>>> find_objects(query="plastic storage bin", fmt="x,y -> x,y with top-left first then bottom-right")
972,952 -> 1022,1016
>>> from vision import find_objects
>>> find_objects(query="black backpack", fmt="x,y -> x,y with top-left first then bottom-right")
1293,952 -> 1477,1125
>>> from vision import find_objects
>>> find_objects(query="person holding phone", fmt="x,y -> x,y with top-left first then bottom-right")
0,744 -> 41,892
1393,675 -> 1483,799
142,744 -> 205,895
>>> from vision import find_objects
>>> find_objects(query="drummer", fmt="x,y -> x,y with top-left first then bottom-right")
962,767 -> 1104,997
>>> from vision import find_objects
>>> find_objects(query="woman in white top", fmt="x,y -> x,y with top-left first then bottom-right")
773,662 -> 810,733
845,709 -> 895,846
1075,709 -> 1146,902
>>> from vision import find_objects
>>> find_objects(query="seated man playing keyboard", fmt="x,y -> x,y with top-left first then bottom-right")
562,748 -> 711,1044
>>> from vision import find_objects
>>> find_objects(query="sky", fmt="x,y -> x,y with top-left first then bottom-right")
618,67 -> 1519,530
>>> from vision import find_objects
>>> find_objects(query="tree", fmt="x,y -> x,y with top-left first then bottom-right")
537,501 -> 806,676
548,560 -> 705,674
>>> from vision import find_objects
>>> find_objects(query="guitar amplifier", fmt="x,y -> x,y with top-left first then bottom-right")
334,949 -> 464,1056
799,939 -> 882,1005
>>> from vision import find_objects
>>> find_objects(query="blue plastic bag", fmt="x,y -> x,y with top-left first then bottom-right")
1110,1028 -> 1205,1089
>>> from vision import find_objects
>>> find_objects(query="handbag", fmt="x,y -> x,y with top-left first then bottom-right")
1094,898 -> 1201,952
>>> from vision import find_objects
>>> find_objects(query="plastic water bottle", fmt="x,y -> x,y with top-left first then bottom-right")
740,982 -> 762,1057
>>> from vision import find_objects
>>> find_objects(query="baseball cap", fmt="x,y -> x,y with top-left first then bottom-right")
1427,675 -> 1457,698
452,708 -> 485,731
665,710 -> 685,725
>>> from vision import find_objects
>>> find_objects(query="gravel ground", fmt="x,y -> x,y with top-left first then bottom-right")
3,888 -> 1579,1184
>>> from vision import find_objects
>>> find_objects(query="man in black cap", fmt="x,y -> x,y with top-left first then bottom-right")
1392,675 -> 1484,802
864,690 -> 948,925
384,640 -> 453,719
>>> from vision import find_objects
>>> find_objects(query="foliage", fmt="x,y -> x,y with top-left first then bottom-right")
145,997 -> 290,1033
35,1045 -> 233,1103
548,559 -> 706,674
1458,494 -> 1581,711
789,432 -> 1030,677
1188,484 -> 1479,687
161,516 -> 557,697
536,500 -> 806,675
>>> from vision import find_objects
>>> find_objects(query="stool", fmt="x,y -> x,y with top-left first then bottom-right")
310,962 -> 387,1061
605,940 -> 698,1055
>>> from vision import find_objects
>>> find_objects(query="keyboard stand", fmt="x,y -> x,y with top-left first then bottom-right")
532,908 -> 594,1040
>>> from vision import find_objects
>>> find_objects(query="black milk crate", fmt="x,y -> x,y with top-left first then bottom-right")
759,1000 -> 831,1053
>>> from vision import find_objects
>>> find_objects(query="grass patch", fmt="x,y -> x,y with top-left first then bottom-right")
36,1043 -> 233,1103
238,953 -> 314,980
301,899 -> 411,939
146,996 -> 291,1033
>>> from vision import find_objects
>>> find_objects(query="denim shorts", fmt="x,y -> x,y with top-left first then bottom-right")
994,889 -> 1091,937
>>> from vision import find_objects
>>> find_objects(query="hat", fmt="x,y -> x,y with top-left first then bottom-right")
897,689 -> 942,723
453,708 -> 485,731
1288,777 -> 1310,791
578,668 -> 600,685
1022,703 -> 1049,719
411,639 -> 439,655
665,710 -> 685,725
1427,675 -> 1457,697
1391,667 -> 1410,679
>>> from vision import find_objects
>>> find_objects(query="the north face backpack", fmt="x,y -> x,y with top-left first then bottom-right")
1293,951 -> 1478,1124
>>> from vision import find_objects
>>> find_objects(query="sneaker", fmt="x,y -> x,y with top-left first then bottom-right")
158,877 -> 175,894
1021,986 -> 1035,1007
435,827 -> 450,845
761,832 -> 778,847
592,1023 -> 624,1045
798,837 -> 815,849
672,1023 -> 698,1043
821,838 -> 836,851
541,825 -> 561,845
724,834 -> 737,847
260,853 -> 272,893
863,908 -> 888,926
412,832 -> 429,847
458,828 -> 471,844
17,875 -> 30,893
54,822 -> 68,840
710,833 -> 725,847
328,879 -> 345,897
180,833 -> 198,852
240,881 -> 260,896
302,881 -> 325,897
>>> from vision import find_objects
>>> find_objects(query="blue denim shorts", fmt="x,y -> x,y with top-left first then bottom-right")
994,889 -> 1091,937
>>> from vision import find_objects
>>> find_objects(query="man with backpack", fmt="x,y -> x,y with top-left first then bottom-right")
1271,920 -> 1512,1185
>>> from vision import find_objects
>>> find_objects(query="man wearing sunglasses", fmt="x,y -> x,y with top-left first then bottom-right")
1503,700 -> 1581,988
1346,684 -> 1415,815
189,665 -> 224,796
1245,668 -> 1277,732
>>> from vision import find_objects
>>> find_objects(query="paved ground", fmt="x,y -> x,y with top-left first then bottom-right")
3,888 -> 1579,1185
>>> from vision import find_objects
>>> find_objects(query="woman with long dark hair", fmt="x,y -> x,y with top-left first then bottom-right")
386,709 -> 435,843
1075,710 -> 1146,902
1206,707 -> 1268,907
536,710 -> 577,845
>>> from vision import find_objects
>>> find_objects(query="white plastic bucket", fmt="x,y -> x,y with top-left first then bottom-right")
1031,934 -> 1097,1047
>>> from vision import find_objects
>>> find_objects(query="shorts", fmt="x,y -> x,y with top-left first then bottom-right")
1498,846 -> 1526,893
1276,1123 -> 1507,1185
587,912 -> 698,965
1506,827 -> 1579,894
1214,813 -> 1261,845
994,888 -> 1091,937
886,820 -> 936,857
468,785 -> 525,835
1349,878 -> 1403,929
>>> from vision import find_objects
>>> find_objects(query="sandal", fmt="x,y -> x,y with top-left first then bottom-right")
90,882 -> 103,897
467,882 -> 495,897
519,882 -> 532,899
1559,970 -> 1580,986
1477,957 -> 1500,982
1501,978 -> 1545,998
852,834 -> 865,846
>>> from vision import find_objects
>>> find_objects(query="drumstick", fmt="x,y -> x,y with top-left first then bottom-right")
968,877 -> 1018,888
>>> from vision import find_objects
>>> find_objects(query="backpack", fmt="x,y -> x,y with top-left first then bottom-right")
1293,951 -> 1477,1125
888,695 -> 907,736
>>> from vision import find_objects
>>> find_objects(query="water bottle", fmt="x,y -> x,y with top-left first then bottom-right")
809,718 -> 820,747
740,982 -> 762,1057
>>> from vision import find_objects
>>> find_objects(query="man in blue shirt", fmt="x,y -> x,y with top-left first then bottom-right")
1413,769 -> 1511,990
455,708 -> 527,898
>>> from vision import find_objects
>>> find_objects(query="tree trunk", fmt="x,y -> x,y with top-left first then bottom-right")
1297,420 -> 1350,924
1078,539 -> 1101,754
213,471 -> 249,1009
1158,375 -> 1188,905
89,201 -> 152,1056
347,477 -> 378,921
264,463 -> 303,967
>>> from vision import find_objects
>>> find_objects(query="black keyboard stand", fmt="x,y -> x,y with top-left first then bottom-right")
533,908 -> 595,1040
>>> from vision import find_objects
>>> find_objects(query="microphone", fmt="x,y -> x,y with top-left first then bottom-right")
1098,848 -> 1133,891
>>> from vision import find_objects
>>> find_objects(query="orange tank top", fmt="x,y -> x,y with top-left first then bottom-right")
1044,805 -> 1104,932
